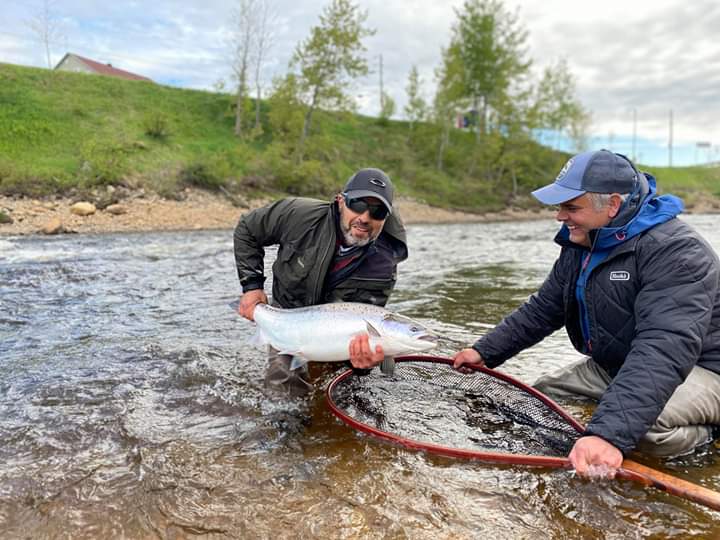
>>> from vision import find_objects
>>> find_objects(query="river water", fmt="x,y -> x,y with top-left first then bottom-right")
1,215 -> 719,539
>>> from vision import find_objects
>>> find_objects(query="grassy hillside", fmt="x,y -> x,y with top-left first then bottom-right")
641,164 -> 720,207
1,62 -> 717,213
0,63 -> 247,196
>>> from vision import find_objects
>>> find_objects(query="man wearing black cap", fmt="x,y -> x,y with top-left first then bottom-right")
453,149 -> 720,477
233,167 -> 408,395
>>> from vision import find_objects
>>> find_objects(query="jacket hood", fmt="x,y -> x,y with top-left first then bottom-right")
555,173 -> 684,250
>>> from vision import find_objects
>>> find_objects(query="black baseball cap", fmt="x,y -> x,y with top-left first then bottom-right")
532,149 -> 642,205
343,168 -> 393,214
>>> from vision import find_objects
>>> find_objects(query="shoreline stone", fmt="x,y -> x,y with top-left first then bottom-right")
0,189 -> 715,237
70,201 -> 97,216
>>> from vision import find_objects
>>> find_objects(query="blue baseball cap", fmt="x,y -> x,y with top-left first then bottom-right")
532,149 -> 641,205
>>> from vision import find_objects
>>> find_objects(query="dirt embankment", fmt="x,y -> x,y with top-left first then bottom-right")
5,187 -> 718,237
0,188 -> 557,237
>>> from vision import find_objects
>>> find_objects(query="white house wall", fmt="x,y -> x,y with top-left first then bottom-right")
56,55 -> 95,75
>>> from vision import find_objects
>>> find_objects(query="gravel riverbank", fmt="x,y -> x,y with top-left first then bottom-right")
0,189 -> 556,236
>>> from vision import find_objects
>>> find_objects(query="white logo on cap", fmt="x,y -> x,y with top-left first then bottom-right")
369,178 -> 386,187
556,158 -> 574,182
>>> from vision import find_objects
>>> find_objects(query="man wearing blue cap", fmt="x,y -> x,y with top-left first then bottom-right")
453,149 -> 720,478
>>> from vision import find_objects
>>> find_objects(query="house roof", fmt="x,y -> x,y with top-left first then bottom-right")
55,53 -> 153,82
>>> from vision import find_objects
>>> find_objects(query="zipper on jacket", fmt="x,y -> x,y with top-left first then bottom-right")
582,252 -> 591,270
577,251 -> 593,354
583,252 -> 591,356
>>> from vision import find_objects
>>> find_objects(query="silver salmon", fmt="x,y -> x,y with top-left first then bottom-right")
249,302 -> 438,373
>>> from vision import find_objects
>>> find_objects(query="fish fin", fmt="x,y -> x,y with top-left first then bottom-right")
289,356 -> 309,371
365,320 -> 382,338
249,327 -> 268,349
380,356 -> 396,376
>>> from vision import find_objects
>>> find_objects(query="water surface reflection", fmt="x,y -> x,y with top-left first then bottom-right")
0,216 -> 718,538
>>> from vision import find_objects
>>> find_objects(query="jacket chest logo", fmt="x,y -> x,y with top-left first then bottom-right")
609,270 -> 630,281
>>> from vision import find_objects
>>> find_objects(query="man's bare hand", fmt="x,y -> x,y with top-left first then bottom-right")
349,333 -> 384,369
568,435 -> 623,479
238,290 -> 268,321
452,348 -> 485,373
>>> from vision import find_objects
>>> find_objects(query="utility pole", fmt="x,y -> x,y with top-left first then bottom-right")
668,109 -> 673,168
632,108 -> 637,162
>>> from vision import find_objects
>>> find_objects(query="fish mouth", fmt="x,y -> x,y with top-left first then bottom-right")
412,334 -> 438,349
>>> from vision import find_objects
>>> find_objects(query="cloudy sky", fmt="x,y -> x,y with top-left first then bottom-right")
3,0 -> 719,166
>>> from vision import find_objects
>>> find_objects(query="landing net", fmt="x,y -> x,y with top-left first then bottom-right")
327,355 -> 584,467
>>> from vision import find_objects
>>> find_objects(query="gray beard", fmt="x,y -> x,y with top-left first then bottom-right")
340,221 -> 372,247
342,229 -> 371,247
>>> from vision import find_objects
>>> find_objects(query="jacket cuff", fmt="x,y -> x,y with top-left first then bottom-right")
472,341 -> 504,369
241,277 -> 266,293
583,428 -> 630,456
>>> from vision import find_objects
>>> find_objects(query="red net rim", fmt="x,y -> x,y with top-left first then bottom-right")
326,354 -> 584,468
328,355 -> 720,511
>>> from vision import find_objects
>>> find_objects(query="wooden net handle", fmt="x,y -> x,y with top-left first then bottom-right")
619,459 -> 720,511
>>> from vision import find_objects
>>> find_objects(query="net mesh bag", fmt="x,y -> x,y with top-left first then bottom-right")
327,357 -> 720,511
327,357 -> 583,461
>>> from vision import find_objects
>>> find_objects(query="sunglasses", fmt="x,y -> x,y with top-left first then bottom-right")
343,194 -> 389,220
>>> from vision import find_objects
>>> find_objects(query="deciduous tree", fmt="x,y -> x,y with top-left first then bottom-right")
433,43 -> 464,172
26,0 -> 65,69
379,91 -> 395,124
404,65 -> 427,135
435,0 -> 587,184
531,59 -> 590,151
229,0 -> 257,137
251,0 -> 277,130
450,0 -> 530,139
291,0 -> 374,159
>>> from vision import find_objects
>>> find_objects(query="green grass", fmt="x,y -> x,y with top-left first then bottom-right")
644,165 -> 720,195
1,61 -> 717,213
0,63 -> 240,195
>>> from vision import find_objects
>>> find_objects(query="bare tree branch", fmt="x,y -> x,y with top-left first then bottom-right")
229,0 -> 258,137
251,0 -> 278,129
26,0 -> 66,69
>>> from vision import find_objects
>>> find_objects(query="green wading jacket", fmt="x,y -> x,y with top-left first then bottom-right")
233,197 -> 408,308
